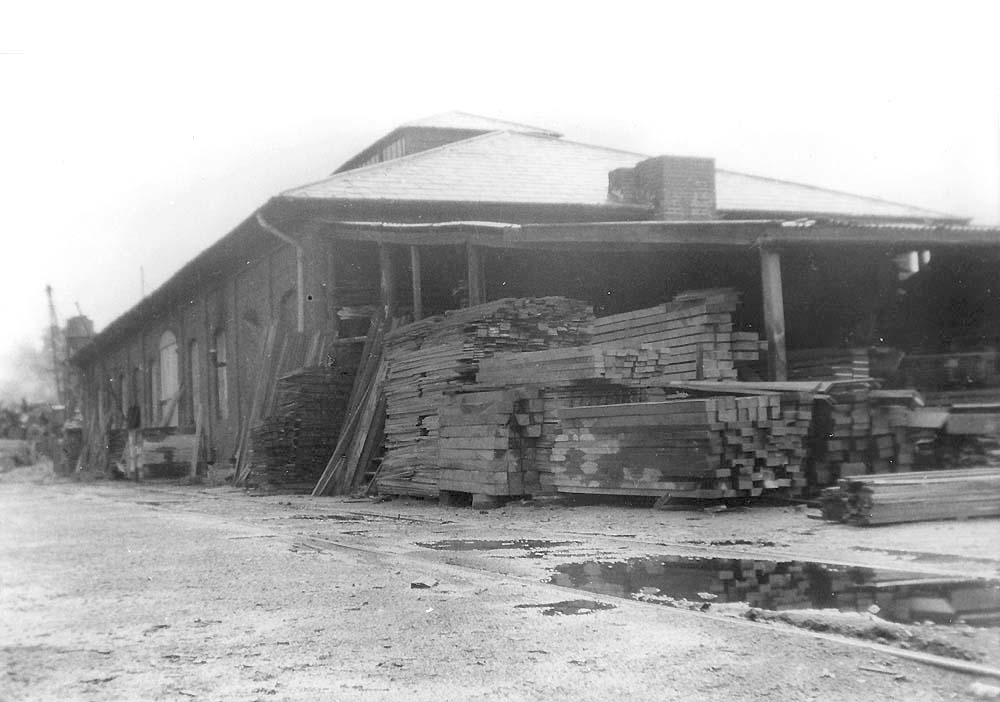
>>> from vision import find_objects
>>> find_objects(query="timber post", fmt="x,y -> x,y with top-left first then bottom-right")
410,245 -> 423,320
379,243 -> 397,315
467,242 -> 485,307
760,244 -> 788,381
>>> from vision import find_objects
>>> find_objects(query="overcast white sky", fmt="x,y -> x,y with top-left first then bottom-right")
1,1 -> 998,400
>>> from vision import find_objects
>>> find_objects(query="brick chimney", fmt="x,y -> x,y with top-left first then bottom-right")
625,155 -> 716,219
608,167 -> 639,204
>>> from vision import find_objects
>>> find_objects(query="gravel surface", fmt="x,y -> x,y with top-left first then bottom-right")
2,464 -> 998,701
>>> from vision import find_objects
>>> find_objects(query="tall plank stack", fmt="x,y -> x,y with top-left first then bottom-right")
436,387 -> 543,499
591,288 -> 764,381
547,395 -> 810,499
375,297 -> 595,498
247,357 -> 358,491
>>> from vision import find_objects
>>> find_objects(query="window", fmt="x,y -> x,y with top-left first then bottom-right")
213,329 -> 229,421
159,331 -> 179,427
189,339 -> 202,423
148,357 -> 160,423
129,366 -> 141,428
118,373 -> 126,417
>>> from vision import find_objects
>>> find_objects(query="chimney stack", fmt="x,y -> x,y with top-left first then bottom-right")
610,155 -> 716,219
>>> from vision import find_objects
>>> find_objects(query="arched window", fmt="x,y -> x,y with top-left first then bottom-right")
213,328 -> 229,421
159,331 -> 180,427
148,357 -> 160,423
118,373 -> 126,418
189,338 -> 202,423
129,366 -> 142,428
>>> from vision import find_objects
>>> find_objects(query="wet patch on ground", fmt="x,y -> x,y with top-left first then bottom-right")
547,555 -> 1000,627
416,539 -> 579,553
851,546 -> 1000,567
744,608 -> 985,661
515,599 -> 616,616
284,514 -> 366,522
680,539 -> 786,548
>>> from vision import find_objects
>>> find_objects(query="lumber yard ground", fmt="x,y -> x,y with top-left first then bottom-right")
2,463 -> 999,702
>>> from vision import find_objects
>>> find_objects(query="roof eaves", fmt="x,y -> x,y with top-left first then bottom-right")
717,168 -> 964,222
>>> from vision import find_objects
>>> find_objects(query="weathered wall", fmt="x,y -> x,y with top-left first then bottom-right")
78,238 -> 309,471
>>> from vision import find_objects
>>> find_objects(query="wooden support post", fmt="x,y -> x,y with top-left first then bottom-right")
410,245 -> 423,321
190,404 -> 202,479
760,246 -> 788,381
379,243 -> 396,314
467,242 -> 485,307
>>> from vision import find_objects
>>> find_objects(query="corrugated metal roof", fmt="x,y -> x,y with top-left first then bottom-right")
283,130 -> 960,221
400,111 -> 561,137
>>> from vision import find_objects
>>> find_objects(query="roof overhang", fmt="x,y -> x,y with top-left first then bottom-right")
318,218 -> 1000,250
71,212 -> 1000,369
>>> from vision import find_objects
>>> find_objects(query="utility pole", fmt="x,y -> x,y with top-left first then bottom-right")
45,285 -> 64,405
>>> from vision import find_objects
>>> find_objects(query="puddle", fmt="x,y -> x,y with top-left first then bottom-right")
286,514 -> 365,522
515,599 -> 616,616
548,556 -> 1000,627
416,539 -> 579,552
681,539 -> 784,548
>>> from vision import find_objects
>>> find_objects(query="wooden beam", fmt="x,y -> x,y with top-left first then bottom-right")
760,246 -> 787,381
409,246 -> 423,321
467,243 -> 485,307
379,243 -> 396,314
759,224 -> 999,248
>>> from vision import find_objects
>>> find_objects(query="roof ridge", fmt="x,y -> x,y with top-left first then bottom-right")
717,167 -> 961,219
284,130 -> 513,196
402,110 -> 561,135
523,132 -> 651,159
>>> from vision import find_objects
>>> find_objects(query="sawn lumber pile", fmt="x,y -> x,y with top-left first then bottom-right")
375,297 -> 594,497
247,356 -> 358,490
547,395 -> 809,498
788,347 -> 870,381
819,468 -> 1000,525
590,288 -> 763,381
436,388 -> 543,497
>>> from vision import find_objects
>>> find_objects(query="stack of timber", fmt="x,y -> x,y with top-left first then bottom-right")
788,348 -> 870,381
234,326 -> 343,486
436,388 -> 543,497
246,350 -> 359,491
809,386 -> 927,485
478,345 -> 734,387
533,382 -> 642,494
809,385 -> 875,484
867,390 -> 924,473
548,395 -> 809,499
312,314 -> 391,497
591,288 -> 764,381
375,297 -> 594,498
819,468 -> 1000,525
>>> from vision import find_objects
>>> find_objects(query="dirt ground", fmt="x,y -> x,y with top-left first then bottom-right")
2,463 -> 999,701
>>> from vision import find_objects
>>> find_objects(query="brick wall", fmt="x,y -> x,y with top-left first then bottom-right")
633,155 -> 716,220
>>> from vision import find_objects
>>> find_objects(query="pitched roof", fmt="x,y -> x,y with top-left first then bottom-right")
283,130 -> 961,221
399,111 -> 561,137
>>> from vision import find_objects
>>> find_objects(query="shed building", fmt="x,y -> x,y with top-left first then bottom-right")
70,112 -> 1000,485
